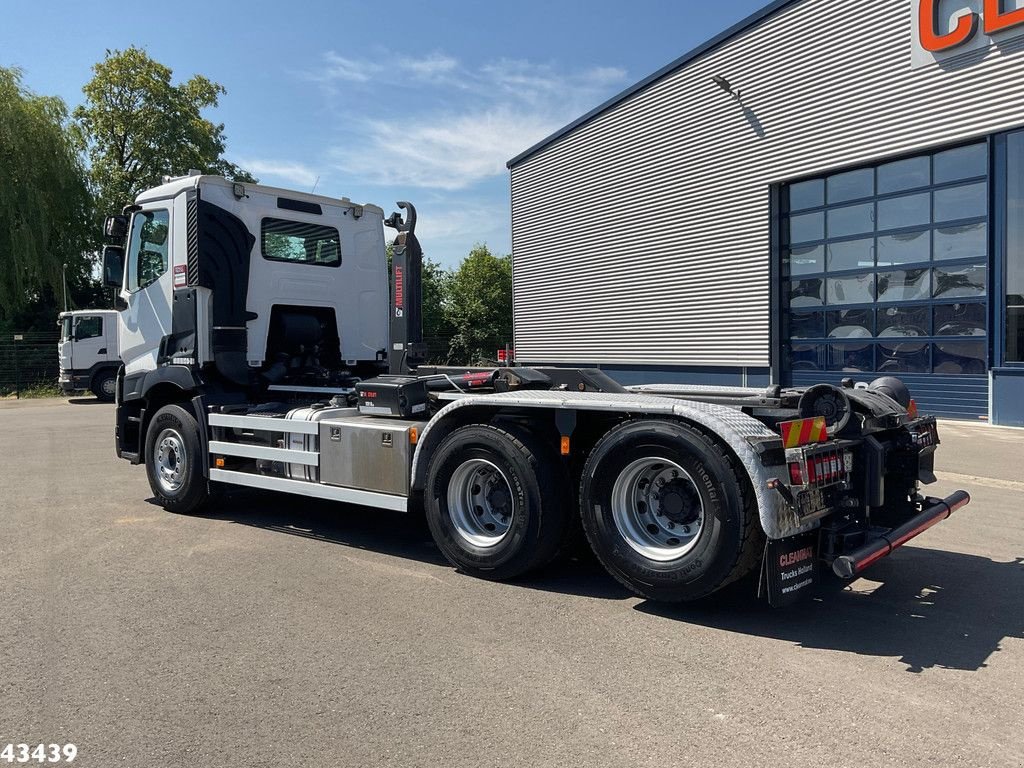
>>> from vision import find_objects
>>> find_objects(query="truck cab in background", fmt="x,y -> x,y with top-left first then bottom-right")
57,309 -> 121,400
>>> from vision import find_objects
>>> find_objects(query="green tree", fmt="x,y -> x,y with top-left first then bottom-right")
421,257 -> 455,362
0,67 -> 93,320
444,244 -> 513,364
73,47 -> 255,218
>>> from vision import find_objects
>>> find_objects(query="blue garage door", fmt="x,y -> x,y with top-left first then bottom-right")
780,142 -> 990,420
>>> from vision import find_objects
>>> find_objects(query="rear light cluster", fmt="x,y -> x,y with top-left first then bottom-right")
911,420 -> 939,448
788,447 -> 852,488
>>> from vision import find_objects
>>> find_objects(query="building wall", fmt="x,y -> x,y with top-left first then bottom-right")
510,0 -> 1024,368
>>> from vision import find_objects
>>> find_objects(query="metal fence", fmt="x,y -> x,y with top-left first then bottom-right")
0,331 -> 60,397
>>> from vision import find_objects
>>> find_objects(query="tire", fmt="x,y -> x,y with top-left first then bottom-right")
145,404 -> 209,514
90,369 -> 117,402
580,419 -> 762,603
424,423 -> 569,581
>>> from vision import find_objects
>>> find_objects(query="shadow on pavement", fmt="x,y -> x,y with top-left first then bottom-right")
190,489 -> 451,568
182,489 -> 1023,669
67,397 -> 105,405
190,488 -> 633,601
637,548 -> 1024,673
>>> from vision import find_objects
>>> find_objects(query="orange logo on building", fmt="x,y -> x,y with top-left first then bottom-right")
919,0 -> 1024,52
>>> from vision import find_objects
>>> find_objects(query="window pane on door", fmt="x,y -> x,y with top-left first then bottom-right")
877,268 -> 930,303
934,223 -> 987,261
827,238 -> 873,271
878,305 -> 930,337
933,264 -> 987,300
877,230 -> 929,266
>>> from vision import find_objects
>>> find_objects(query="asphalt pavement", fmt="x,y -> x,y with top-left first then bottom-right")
1,398 -> 1022,767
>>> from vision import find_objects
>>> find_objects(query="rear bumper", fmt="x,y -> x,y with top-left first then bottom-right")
831,490 -> 971,578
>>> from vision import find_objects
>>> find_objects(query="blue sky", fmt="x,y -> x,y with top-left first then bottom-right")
2,0 -> 767,266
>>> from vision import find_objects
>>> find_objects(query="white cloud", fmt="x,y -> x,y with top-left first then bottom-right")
398,52 -> 459,81
411,198 -> 512,266
332,107 -> 557,191
319,54 -> 629,190
242,159 -> 321,189
320,52 -> 382,83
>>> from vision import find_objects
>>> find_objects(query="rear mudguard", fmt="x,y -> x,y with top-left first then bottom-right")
410,390 -> 810,540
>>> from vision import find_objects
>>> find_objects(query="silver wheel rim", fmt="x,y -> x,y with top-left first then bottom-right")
447,458 -> 515,548
101,377 -> 116,396
155,428 -> 187,494
611,457 -> 704,562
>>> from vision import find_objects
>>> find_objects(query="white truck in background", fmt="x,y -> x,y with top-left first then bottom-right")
58,309 -> 121,401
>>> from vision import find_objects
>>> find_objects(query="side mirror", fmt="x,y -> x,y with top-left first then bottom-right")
104,215 -> 129,240
103,246 -> 125,289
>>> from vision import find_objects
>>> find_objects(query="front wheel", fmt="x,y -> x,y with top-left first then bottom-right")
91,369 -> 117,402
580,419 -> 762,602
145,404 -> 209,514
424,423 -> 569,581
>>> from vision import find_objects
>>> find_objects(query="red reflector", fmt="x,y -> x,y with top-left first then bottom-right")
789,462 -> 803,485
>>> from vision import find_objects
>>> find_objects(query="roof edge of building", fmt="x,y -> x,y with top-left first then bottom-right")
505,0 -> 798,170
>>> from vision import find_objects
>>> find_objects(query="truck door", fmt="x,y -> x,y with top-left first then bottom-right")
70,315 -> 106,372
119,207 -> 172,374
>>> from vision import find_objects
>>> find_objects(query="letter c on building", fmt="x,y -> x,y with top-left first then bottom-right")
919,0 -> 980,51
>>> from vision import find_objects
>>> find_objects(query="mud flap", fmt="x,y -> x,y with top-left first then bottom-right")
761,530 -> 818,607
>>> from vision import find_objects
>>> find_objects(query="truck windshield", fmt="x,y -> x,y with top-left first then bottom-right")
61,317 -> 72,341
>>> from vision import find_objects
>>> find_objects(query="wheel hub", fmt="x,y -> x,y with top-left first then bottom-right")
447,459 -> 515,549
656,479 -> 701,526
610,457 -> 705,562
154,428 -> 187,494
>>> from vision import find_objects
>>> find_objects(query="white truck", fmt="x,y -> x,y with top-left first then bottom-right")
58,309 -> 121,401
99,172 -> 969,606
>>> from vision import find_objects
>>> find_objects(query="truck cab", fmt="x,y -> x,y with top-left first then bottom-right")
105,173 -> 388,413
58,309 -> 121,400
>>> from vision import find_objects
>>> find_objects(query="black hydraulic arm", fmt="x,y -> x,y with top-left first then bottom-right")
386,202 -> 427,374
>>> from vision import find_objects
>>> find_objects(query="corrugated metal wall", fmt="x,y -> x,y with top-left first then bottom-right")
510,0 -> 1024,366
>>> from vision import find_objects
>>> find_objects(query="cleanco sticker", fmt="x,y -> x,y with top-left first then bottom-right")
912,0 -> 1024,68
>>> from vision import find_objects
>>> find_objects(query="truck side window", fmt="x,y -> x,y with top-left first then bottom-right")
126,209 -> 171,291
261,218 -> 341,267
74,316 -> 103,340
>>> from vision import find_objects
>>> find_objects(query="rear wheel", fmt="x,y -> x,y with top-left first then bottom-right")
145,404 -> 209,514
90,369 -> 117,402
580,419 -> 762,602
424,423 -> 569,581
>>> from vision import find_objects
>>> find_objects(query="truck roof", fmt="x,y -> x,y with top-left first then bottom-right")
134,173 -> 385,216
